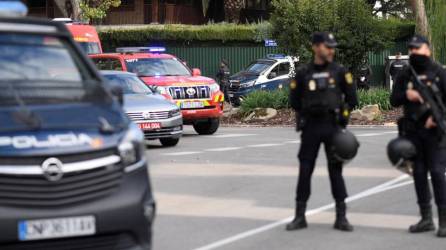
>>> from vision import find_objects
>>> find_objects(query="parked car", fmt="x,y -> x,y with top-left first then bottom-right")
102,71 -> 183,147
90,47 -> 224,135
0,3 -> 154,249
228,54 -> 296,106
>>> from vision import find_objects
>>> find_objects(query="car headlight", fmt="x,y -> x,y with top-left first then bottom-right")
153,86 -> 169,95
241,80 -> 256,88
169,108 -> 181,117
118,122 -> 145,167
209,83 -> 220,93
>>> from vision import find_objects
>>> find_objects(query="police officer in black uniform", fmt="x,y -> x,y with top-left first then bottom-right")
390,52 -> 408,82
216,59 -> 230,101
390,35 -> 446,237
287,32 -> 358,232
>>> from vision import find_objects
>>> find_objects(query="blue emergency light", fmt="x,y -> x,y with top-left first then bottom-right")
0,0 -> 28,17
116,47 -> 166,54
267,54 -> 286,59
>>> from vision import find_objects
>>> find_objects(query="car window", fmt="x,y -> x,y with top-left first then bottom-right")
77,42 -> 101,55
104,74 -> 153,95
93,58 -> 123,71
125,58 -> 191,77
278,63 -> 290,76
245,61 -> 273,74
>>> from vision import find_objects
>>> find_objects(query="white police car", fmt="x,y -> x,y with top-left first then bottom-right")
227,54 -> 298,106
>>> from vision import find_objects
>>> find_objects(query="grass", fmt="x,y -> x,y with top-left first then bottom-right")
240,87 -> 392,115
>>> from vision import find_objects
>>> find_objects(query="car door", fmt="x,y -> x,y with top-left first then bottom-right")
258,62 -> 290,91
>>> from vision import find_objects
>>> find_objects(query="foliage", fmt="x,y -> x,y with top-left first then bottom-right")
240,89 -> 290,115
79,0 -> 121,22
425,0 -> 446,64
357,88 -> 392,111
97,21 -> 414,50
365,0 -> 411,18
270,0 -> 397,75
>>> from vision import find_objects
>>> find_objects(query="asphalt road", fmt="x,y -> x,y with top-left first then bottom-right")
145,126 -> 445,250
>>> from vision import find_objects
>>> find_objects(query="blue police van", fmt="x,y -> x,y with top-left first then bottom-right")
0,2 -> 154,249
227,54 -> 297,106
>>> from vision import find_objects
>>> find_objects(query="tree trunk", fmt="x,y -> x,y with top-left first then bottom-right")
409,0 -> 429,38
53,0 -> 82,20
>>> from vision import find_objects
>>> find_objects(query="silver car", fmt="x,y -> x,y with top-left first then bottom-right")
102,71 -> 183,146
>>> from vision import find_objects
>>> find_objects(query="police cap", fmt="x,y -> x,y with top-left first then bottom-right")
312,32 -> 338,48
408,35 -> 430,49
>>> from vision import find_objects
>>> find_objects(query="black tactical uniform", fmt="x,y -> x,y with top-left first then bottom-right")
216,59 -> 230,101
390,35 -> 446,237
390,57 -> 408,81
287,32 -> 358,232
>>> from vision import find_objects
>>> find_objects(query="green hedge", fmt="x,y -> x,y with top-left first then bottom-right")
240,88 -> 392,115
97,21 -> 413,50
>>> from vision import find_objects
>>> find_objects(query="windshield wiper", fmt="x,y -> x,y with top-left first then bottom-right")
6,81 -> 41,130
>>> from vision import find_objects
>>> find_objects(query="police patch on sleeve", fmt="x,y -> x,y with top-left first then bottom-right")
345,72 -> 353,85
290,79 -> 297,89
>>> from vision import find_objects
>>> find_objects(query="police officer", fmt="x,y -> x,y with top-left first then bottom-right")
390,52 -> 408,82
216,59 -> 230,101
390,35 -> 446,237
287,32 -> 358,232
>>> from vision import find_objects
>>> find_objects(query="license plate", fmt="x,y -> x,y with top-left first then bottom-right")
181,101 -> 204,109
18,216 -> 96,241
138,122 -> 161,130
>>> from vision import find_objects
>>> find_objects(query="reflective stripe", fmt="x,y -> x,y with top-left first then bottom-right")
0,155 -> 121,175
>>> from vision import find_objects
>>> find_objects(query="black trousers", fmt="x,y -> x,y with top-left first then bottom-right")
407,129 -> 446,207
296,120 -> 348,203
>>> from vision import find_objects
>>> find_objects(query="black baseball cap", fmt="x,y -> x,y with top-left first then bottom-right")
408,35 -> 430,49
312,32 -> 338,48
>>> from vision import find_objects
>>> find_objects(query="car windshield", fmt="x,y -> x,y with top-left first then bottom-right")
125,58 -> 191,77
0,33 -> 100,106
245,61 -> 274,74
104,74 -> 153,95
77,42 -> 101,55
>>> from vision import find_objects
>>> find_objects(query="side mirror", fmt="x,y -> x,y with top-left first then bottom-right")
269,72 -> 277,79
192,68 -> 201,76
110,85 -> 124,106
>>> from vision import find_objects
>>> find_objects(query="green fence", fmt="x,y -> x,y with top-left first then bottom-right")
167,46 -> 279,79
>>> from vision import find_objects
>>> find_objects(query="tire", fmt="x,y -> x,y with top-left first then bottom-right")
159,138 -> 180,147
193,118 -> 220,135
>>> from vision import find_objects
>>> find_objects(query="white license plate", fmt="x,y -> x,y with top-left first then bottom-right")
18,216 -> 96,241
181,101 -> 204,109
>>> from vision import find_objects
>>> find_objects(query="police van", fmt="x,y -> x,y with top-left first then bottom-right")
227,54 -> 297,106
0,2 -> 154,249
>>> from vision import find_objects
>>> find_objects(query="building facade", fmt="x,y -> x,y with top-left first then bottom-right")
24,0 -> 271,25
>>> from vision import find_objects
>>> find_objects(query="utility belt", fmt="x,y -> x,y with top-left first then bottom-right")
297,104 -> 350,131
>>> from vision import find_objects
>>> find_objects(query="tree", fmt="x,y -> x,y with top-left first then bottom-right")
425,0 -> 446,63
409,0 -> 429,37
365,0 -> 411,18
79,0 -> 121,22
270,0 -> 395,74
223,0 -> 244,23
53,0 -> 82,20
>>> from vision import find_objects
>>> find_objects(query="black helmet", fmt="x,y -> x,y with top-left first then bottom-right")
387,137 -> 416,167
331,129 -> 360,163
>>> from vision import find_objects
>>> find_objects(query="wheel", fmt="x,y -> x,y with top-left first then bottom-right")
159,138 -> 180,147
193,118 -> 220,135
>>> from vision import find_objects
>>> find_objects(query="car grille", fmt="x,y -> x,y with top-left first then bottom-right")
169,86 -> 210,99
228,81 -> 241,92
144,126 -> 182,139
1,233 -> 138,250
0,149 -> 123,207
127,111 -> 171,121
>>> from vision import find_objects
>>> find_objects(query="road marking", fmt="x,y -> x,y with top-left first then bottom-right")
213,134 -> 257,138
357,131 -> 397,137
162,151 -> 202,156
284,140 -> 300,144
192,174 -> 410,250
205,147 -> 242,152
247,143 -> 283,148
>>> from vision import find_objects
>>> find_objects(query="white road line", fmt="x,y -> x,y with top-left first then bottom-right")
205,147 -> 242,152
284,140 -> 300,144
192,174 -> 410,250
357,131 -> 397,137
162,151 -> 202,156
213,134 -> 257,138
247,143 -> 284,148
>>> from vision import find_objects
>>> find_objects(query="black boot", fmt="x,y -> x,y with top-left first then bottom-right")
437,207 -> 446,237
333,202 -> 354,232
409,204 -> 435,233
286,202 -> 307,231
